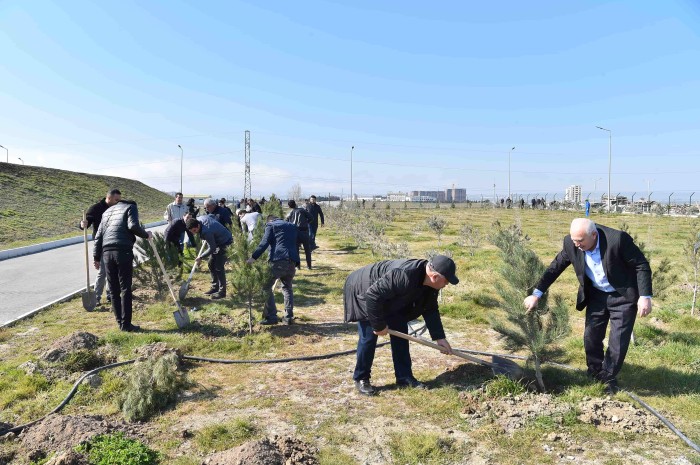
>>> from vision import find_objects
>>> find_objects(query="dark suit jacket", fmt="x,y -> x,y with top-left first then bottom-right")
535,225 -> 652,310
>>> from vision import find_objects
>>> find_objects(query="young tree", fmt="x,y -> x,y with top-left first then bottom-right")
262,193 -> 284,219
490,222 -> 571,391
459,224 -> 482,256
227,228 -> 272,333
288,183 -> 302,202
684,225 -> 700,316
426,215 -> 448,246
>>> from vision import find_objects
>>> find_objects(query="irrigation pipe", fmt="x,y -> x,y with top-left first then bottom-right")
4,328 -> 698,455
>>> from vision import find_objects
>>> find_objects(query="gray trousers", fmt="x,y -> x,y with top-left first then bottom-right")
93,248 -> 110,301
264,260 -> 296,321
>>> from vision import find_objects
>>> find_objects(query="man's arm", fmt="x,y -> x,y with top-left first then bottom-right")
619,232 -> 652,297
250,223 -> 273,260
127,205 -> 150,239
318,206 -> 324,225
524,242 -> 572,311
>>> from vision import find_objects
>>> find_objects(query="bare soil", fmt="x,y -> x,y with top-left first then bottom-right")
202,436 -> 318,465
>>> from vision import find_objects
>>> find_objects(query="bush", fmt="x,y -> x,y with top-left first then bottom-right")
63,350 -> 105,373
121,353 -> 184,422
76,432 -> 159,465
484,375 -> 526,398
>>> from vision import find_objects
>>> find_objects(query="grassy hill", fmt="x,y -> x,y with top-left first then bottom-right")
0,163 -> 173,249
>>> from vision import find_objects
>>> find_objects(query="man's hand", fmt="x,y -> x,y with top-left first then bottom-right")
195,257 -> 202,267
373,326 -> 388,336
93,260 -> 100,270
435,338 -> 453,355
147,231 -> 153,239
637,297 -> 652,317
246,258 -> 255,265
80,220 -> 88,229
523,295 -> 540,313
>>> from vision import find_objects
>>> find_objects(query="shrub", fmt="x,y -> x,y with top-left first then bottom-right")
121,353 -> 184,422
63,350 -> 105,373
484,375 -> 527,398
426,216 -> 447,246
76,432 -> 159,465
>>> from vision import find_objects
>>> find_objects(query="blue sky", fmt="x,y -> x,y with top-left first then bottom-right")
1,0 -> 699,201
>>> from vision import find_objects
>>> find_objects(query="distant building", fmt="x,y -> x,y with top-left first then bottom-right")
387,192 -> 410,202
565,185 -> 582,203
410,190 -> 446,202
445,187 -> 467,202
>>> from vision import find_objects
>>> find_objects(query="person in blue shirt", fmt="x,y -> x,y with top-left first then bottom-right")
186,215 -> 233,300
246,215 -> 300,325
585,199 -> 591,217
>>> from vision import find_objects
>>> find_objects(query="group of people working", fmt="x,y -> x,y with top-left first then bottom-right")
81,189 -> 653,396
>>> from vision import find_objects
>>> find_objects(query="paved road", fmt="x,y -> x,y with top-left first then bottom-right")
0,224 -> 167,326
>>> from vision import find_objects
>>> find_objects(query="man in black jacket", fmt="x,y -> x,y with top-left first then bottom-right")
285,199 -> 313,269
524,218 -> 652,393
344,255 -> 458,395
80,188 -> 121,305
304,195 -> 324,250
93,200 -> 152,332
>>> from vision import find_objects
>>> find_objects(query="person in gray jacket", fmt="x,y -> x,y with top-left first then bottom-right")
93,200 -> 152,332
343,255 -> 458,395
186,216 -> 233,300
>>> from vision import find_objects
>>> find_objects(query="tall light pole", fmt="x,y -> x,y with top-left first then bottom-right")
18,157 -> 24,165
0,145 -> 7,163
596,126 -> 612,212
178,145 -> 183,194
350,146 -> 354,201
508,146 -> 515,200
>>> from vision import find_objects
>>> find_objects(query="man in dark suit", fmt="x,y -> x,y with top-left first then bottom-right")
524,218 -> 652,393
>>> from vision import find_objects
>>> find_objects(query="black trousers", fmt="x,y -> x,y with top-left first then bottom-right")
208,245 -> 227,292
297,229 -> 312,268
104,249 -> 135,329
584,287 -> 637,381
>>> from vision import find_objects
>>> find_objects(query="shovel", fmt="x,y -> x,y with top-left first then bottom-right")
386,329 -> 524,379
148,237 -> 190,329
81,211 -> 97,311
179,243 -> 208,300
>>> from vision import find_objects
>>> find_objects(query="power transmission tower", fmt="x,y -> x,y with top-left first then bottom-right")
244,130 -> 251,199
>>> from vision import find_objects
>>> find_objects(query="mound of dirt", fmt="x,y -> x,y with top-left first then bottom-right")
577,397 -> 670,435
19,414 -> 141,460
40,332 -> 99,362
134,342 -> 182,363
43,450 -> 89,465
461,392 -> 670,437
202,436 -> 319,465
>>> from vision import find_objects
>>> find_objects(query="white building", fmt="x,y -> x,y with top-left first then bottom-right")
387,192 -> 410,201
565,185 -> 582,203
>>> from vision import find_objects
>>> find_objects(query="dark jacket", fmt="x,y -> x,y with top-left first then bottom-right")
209,205 -> 233,228
197,215 -> 233,259
165,219 -> 187,244
535,224 -> 652,310
80,198 -> 110,237
343,259 -> 446,340
305,203 -> 324,226
285,207 -> 312,230
93,200 -> 149,259
252,219 -> 300,263
250,202 -> 262,214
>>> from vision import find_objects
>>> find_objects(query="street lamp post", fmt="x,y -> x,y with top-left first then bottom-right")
0,145 -> 7,163
508,146 -> 515,200
18,157 -> 24,165
350,146 -> 354,201
178,145 -> 183,194
596,126 -> 612,212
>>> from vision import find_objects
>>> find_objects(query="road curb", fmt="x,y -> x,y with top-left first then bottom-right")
0,221 -> 167,261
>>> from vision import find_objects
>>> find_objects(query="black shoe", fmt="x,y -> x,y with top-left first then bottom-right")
307,265 -> 312,270
396,377 -> 428,390
260,318 -> 279,325
204,287 -> 219,295
355,379 -> 376,396
106,295 -> 112,304
210,291 -> 226,300
121,324 -> 141,332
603,378 -> 619,395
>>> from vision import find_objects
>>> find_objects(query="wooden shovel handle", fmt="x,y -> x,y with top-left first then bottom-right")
187,243 -> 208,281
148,236 -> 180,306
83,210 -> 91,289
386,329 -> 498,369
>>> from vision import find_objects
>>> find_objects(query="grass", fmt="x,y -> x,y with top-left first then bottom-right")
0,164 -> 172,248
1,206 -> 699,463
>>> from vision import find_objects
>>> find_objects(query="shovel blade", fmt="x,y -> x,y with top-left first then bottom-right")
178,282 -> 189,301
82,291 -> 96,311
173,306 -> 190,329
490,355 -> 524,380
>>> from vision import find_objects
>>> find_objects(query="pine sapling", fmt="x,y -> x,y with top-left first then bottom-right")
490,222 -> 571,391
228,228 -> 271,333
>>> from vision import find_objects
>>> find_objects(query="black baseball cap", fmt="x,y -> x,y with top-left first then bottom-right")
430,255 -> 459,285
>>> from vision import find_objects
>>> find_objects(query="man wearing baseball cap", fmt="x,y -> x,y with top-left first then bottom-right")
343,255 -> 458,395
